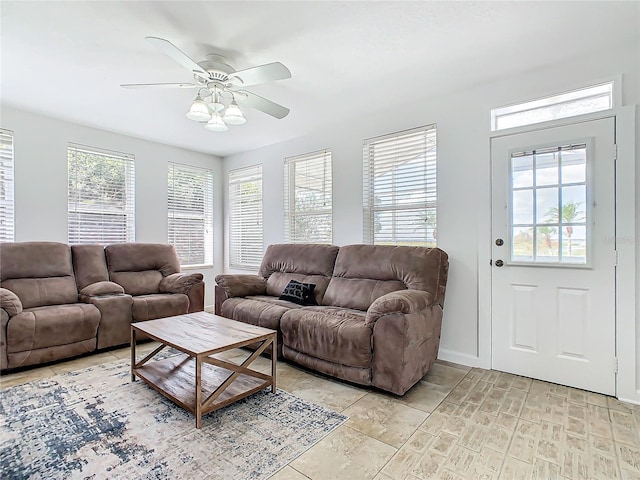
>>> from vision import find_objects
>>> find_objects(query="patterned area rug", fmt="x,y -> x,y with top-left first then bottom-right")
0,358 -> 347,479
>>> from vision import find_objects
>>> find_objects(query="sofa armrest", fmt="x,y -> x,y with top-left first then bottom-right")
159,272 -> 204,294
214,274 -> 267,298
367,289 -> 444,395
79,281 -> 125,297
0,287 -> 23,317
365,289 -> 435,326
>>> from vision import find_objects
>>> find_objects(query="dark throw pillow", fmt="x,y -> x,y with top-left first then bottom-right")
279,279 -> 316,305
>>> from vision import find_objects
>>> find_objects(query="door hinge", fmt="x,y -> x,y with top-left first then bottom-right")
614,250 -> 618,266
614,357 -> 618,374
613,144 -> 618,161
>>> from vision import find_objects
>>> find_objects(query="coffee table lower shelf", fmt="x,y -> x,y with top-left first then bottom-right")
133,354 -> 272,424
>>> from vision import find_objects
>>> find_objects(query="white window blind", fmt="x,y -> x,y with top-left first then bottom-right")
68,144 -> 135,245
168,163 -> 213,267
284,149 -> 332,244
363,125 -> 437,246
229,165 -> 263,270
0,129 -> 15,242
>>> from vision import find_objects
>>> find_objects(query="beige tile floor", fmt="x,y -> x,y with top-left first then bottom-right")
1,344 -> 639,480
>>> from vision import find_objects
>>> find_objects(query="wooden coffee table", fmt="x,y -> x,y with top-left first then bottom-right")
130,311 -> 277,428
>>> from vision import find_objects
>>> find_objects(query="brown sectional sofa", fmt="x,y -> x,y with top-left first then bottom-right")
0,242 -> 205,370
215,243 -> 448,395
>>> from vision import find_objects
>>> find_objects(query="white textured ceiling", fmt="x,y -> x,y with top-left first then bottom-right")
1,1 -> 638,157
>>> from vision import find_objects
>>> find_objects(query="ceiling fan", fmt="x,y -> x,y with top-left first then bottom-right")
121,37 -> 291,132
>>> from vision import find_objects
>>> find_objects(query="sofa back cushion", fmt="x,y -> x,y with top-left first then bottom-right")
106,243 -> 180,295
0,242 -> 79,308
323,245 -> 449,311
259,243 -> 339,304
71,244 -> 110,290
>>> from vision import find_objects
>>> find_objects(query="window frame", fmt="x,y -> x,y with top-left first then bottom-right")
67,143 -> 136,245
284,149 -> 333,244
228,164 -> 263,270
0,129 -> 15,243
363,124 -> 438,247
168,162 -> 214,268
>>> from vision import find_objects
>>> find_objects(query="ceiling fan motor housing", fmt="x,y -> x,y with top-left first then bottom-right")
196,54 -> 235,84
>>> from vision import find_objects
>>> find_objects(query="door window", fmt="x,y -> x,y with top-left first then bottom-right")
510,144 -> 588,264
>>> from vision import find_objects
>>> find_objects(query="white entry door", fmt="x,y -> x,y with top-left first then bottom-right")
491,118 -> 616,395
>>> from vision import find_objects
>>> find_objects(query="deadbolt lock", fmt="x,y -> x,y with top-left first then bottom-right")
495,259 -> 504,267
495,238 -> 504,246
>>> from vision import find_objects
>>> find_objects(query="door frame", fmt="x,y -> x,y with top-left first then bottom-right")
478,106 -> 637,403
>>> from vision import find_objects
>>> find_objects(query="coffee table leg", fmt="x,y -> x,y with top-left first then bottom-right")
196,356 -> 202,429
271,334 -> 277,393
130,328 -> 137,382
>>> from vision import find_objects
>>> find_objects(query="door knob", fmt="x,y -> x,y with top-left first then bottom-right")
495,259 -> 504,267
495,238 -> 504,246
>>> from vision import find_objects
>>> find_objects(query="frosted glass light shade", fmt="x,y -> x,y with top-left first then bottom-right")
186,98 -> 212,122
204,113 -> 228,132
223,101 -> 246,125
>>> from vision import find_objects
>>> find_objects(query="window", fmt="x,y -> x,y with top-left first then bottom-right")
491,82 -> 614,131
0,129 -> 14,242
510,144 -> 588,264
68,144 -> 135,245
363,125 -> 437,246
229,165 -> 263,269
284,149 -> 332,243
168,163 -> 213,266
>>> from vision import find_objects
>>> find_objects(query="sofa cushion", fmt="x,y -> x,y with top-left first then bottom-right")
0,242 -> 79,309
7,303 -> 100,353
71,244 -> 110,290
243,295 -> 304,310
110,271 -> 164,296
259,243 -> 338,304
131,293 -> 189,322
106,243 -> 181,277
0,242 -> 74,281
221,297 -> 299,331
3,277 -> 79,309
259,243 -> 339,278
280,306 -> 372,368
323,245 -> 449,310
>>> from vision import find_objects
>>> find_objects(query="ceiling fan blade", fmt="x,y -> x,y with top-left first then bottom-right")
120,82 -> 196,89
145,36 -> 209,80
228,62 -> 291,86
235,91 -> 290,119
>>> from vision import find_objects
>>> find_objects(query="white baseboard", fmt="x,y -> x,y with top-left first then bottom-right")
617,394 -> 640,406
204,305 -> 214,313
437,348 -> 488,369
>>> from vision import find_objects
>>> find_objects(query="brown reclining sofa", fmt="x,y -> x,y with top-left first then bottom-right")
215,243 -> 448,395
0,242 -> 204,371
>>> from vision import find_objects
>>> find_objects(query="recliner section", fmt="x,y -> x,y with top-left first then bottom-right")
0,241 -> 205,370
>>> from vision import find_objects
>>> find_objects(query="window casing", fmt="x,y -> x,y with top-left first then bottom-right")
67,144 -> 135,245
284,149 -> 332,244
363,125 -> 437,246
0,129 -> 15,243
168,163 -> 213,267
229,165 -> 263,270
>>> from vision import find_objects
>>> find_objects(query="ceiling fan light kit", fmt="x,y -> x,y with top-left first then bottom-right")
204,112 -> 228,132
185,94 -> 212,122
122,37 -> 291,133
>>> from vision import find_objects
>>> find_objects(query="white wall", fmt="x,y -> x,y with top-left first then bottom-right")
0,106 -> 224,310
223,42 -> 640,401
